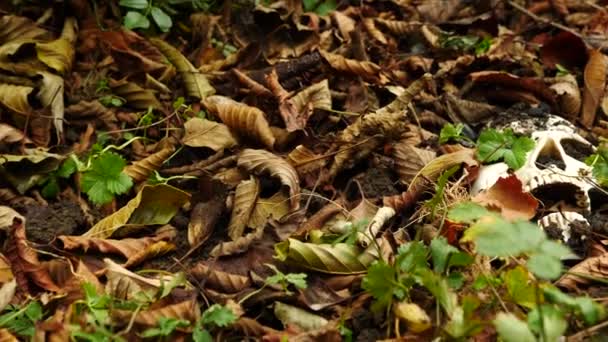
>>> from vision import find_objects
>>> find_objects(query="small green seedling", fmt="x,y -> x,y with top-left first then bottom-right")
264,264 -> 308,294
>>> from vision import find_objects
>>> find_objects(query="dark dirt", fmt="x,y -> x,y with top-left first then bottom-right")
535,154 -> 566,171
21,200 -> 87,244
561,138 -> 594,163
532,183 -> 585,209
544,221 -> 587,258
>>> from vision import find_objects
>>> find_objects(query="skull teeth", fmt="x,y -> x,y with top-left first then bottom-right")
538,212 -> 589,259
526,173 -> 590,211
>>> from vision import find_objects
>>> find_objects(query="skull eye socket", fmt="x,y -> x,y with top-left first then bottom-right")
535,139 -> 566,170
560,138 -> 594,163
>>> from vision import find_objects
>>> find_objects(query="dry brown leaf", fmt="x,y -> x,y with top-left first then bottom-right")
248,191 -> 290,230
188,199 -> 224,247
0,83 -> 33,114
393,144 -> 436,185
204,95 -> 276,149
191,262 -> 251,293
60,260 -> 103,304
112,296 -> 200,326
228,177 -> 260,240
362,18 -> 388,45
376,19 -> 423,35
0,254 -> 12,284
59,226 -> 176,268
5,218 -> 60,294
287,145 -> 327,175
94,30 -> 169,74
210,228 -> 265,258
330,11 -> 355,41
0,123 -> 28,144
104,258 -> 172,300
557,253 -> 608,290
280,80 -> 332,132
581,50 -> 607,128
550,74 -> 581,119
124,145 -> 176,183
237,149 -> 300,210
468,71 -> 556,107
109,78 -> 162,110
0,205 -> 24,230
320,51 -> 386,84
64,100 -> 118,130
0,328 -> 18,342
472,175 -> 539,221
0,15 -> 50,43
182,117 -> 238,151
0,279 -> 16,312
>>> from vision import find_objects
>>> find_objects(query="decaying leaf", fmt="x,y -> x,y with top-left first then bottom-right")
275,238 -> 378,274
280,79 -> 332,132
64,100 -> 118,130
557,253 -> 608,290
210,227 -> 266,258
0,148 -> 64,194
191,262 -> 251,293
393,301 -> 432,333
472,175 -> 539,221
59,226 -> 176,267
274,302 -> 329,331
0,123 -> 28,144
188,199 -> 224,247
104,258 -> 177,300
581,50 -> 607,128
394,143 -> 437,185
83,184 -> 190,238
34,17 -> 76,74
5,218 -> 60,293
0,205 -> 24,230
237,149 -> 300,210
0,15 -> 50,43
204,95 -> 276,149
109,78 -> 162,110
287,145 -> 327,175
124,145 -> 176,183
550,74 -> 581,119
112,296 -> 200,326
182,117 -> 238,151
150,38 -> 215,100
0,83 -> 33,114
320,51 -> 386,83
0,279 -> 16,313
36,71 -> 64,138
248,191 -> 290,230
0,328 -> 18,342
228,177 -> 260,240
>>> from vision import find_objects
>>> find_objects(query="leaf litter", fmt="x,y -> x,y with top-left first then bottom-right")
2,1 -> 608,341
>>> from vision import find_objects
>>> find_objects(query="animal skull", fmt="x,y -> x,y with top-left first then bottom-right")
472,114 -> 595,254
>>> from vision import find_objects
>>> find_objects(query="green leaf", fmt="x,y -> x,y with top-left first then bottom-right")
504,266 -> 537,309
439,123 -> 464,144
528,305 -> 567,342
57,157 -> 77,178
396,241 -> 428,273
362,261 -> 398,312
314,0 -> 337,15
448,202 -> 491,223
151,7 -> 172,32
142,317 -> 190,337
527,253 -> 563,280
425,165 -> 459,219
462,218 -> 545,257
119,0 -> 148,9
418,269 -> 458,315
475,37 -> 492,55
430,236 -> 459,273
193,327 -> 213,342
123,11 -> 150,30
0,301 -> 43,337
81,152 -> 133,205
556,63 -> 570,76
41,177 -> 60,198
446,272 -> 465,289
494,312 -> 536,342
586,146 -> 608,187
201,304 -> 236,328
476,128 -> 534,170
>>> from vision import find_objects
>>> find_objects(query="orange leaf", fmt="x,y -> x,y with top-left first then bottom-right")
472,175 -> 538,221
581,49 -> 607,128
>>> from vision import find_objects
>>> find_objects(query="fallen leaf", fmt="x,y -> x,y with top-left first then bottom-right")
36,71 -> 64,138
0,123 -> 28,144
0,205 -> 24,230
287,145 -> 327,175
0,83 -> 33,114
280,80 -> 332,131
581,49 -> 607,128
82,184 -> 190,239
188,199 -> 224,248
109,78 -> 162,110
394,143 -> 437,185
191,263 -> 251,293
124,145 -> 176,183
248,191 -> 291,230
0,279 -> 16,312
557,253 -> 608,290
228,177 -> 260,240
35,17 -> 77,74
472,175 -> 539,220
274,302 -> 329,331
182,117 -> 238,151
204,95 -> 276,149
0,15 -> 50,43
112,296 -> 200,326
237,149 -> 300,210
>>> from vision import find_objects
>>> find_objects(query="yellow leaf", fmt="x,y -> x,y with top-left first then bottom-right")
182,117 -> 238,151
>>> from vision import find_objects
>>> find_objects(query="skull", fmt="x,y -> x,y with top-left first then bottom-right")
472,113 -> 596,255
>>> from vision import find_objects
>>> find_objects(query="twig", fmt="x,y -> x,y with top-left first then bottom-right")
508,1 -> 585,40
567,319 -> 608,341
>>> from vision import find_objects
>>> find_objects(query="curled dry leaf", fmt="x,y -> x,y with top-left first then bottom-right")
188,196 -> 225,247
238,149 -> 300,210
94,29 -> 168,74
59,226 -> 176,268
83,184 -> 190,239
204,95 -> 276,149
0,15 -> 50,43
468,71 -> 556,107
112,296 -> 200,326
64,100 -> 117,129
210,227 -> 265,258
320,51 -> 386,84
5,218 -> 60,293
104,258 -> 173,300
275,238 -> 377,274
182,117 -> 238,151
280,79 -> 332,132
557,253 -> 608,290
393,144 -> 436,185
191,262 -> 251,293
35,17 -> 77,74
287,145 -> 327,175
109,78 -> 162,110
550,75 -> 581,119
472,175 -> 538,221
0,205 -> 24,230
36,71 -> 64,138
376,19 -> 423,35
274,302 -> 329,332
124,145 -> 176,183
150,38 -> 215,100
445,93 -> 498,124
0,279 -> 16,313
0,123 -> 28,144
248,191 -> 290,230
330,11 -> 355,41
581,49 -> 607,128
228,177 -> 260,240
0,83 -> 33,114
